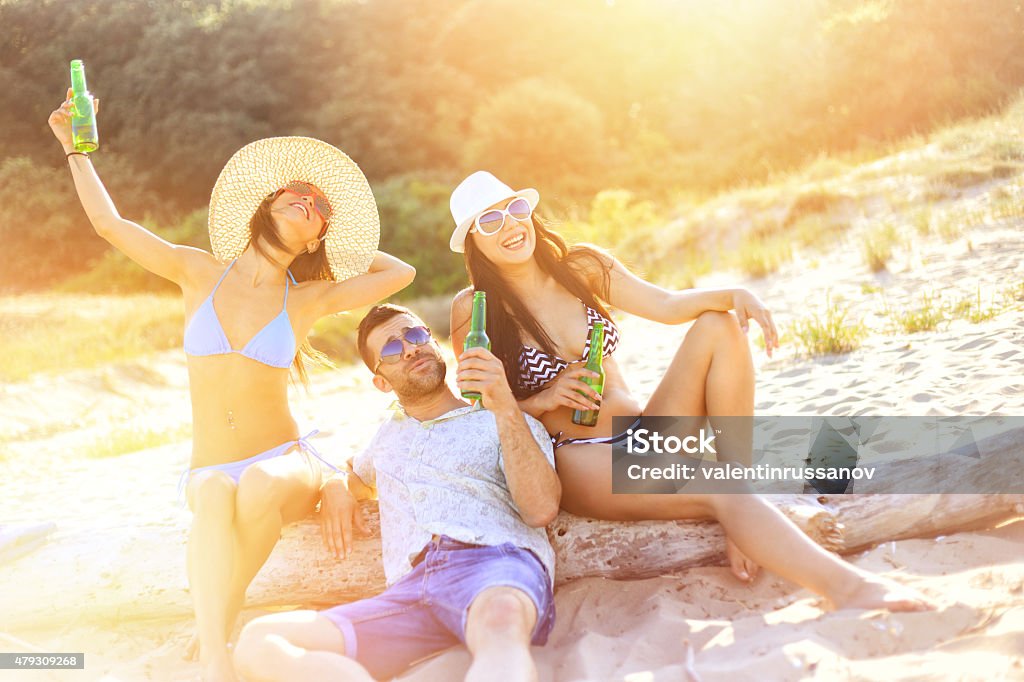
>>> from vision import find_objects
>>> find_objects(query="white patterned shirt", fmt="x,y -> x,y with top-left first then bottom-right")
352,403 -> 557,586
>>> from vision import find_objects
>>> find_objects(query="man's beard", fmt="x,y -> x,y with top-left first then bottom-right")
390,355 -> 447,399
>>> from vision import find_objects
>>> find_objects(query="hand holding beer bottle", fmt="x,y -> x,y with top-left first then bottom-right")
572,322 -> 606,427
70,60 -> 99,152
48,62 -> 100,154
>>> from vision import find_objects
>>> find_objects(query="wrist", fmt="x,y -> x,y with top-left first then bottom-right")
321,471 -> 351,492
529,390 -> 552,414
490,394 -> 522,421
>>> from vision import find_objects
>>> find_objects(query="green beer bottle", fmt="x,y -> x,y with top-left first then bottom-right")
461,291 -> 491,402
572,322 -> 605,427
70,59 -> 99,153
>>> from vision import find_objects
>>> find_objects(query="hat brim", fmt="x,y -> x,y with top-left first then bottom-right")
208,137 -> 380,281
449,188 -> 540,254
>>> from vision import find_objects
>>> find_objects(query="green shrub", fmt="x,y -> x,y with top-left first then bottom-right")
375,175 -> 467,299
58,209 -> 211,294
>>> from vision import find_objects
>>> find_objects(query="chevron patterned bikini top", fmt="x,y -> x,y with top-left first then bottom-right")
517,302 -> 620,392
183,259 -> 297,369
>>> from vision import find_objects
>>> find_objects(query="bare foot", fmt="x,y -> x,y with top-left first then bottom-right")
201,651 -> 239,682
831,573 -> 937,612
182,630 -> 200,662
726,536 -> 759,583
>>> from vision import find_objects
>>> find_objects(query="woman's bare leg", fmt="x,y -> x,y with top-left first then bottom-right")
222,451 -> 321,640
186,471 -> 242,682
185,453 -> 321,680
645,310 -> 754,463
556,444 -> 934,611
643,310 -> 758,578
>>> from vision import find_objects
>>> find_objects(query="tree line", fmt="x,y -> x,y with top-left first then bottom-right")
2,0 -> 1023,293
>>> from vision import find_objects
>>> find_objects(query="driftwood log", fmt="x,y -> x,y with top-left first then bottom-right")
2,493 -> 1021,631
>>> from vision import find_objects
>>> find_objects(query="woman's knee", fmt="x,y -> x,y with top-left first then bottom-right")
691,310 -> 744,342
188,470 -> 237,514
235,464 -> 286,523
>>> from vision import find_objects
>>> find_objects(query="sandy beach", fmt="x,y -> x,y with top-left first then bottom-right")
2,170 -> 1024,680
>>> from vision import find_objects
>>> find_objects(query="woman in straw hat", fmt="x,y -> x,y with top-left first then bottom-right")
449,171 -> 935,613
50,90 -> 415,681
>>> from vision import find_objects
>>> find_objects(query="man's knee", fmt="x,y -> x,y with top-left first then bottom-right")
234,616 -> 279,678
235,613 -> 348,678
467,588 -> 536,642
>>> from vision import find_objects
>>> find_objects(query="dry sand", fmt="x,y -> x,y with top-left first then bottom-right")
2,195 -> 1023,680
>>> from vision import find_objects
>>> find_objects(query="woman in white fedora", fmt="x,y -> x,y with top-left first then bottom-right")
449,171 -> 935,613
49,90 -> 414,682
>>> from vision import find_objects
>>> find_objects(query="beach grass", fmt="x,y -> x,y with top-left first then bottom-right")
738,235 -> 792,278
793,213 -> 844,250
885,292 -> 948,334
987,184 -> 1024,221
1003,281 -> 1024,308
950,287 -> 1002,324
911,206 -> 933,237
933,209 -> 964,242
83,424 -> 193,459
861,221 -> 900,272
0,294 -> 185,383
791,295 -> 867,356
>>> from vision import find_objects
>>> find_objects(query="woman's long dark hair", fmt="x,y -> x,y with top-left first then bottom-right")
464,214 -> 612,399
247,197 -> 334,387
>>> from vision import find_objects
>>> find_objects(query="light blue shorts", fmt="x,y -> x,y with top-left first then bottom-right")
321,535 -> 556,679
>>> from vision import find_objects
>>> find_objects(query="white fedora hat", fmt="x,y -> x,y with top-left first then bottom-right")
449,171 -> 539,254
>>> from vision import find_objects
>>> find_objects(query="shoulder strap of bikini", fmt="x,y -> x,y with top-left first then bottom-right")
211,259 -> 237,294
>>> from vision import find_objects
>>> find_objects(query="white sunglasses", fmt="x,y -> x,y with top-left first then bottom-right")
471,197 -> 533,236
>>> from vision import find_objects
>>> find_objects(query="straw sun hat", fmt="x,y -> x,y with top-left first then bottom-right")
208,136 -> 379,281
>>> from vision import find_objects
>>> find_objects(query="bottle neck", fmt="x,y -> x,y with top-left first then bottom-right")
470,295 -> 487,331
71,67 -> 88,94
587,326 -> 605,366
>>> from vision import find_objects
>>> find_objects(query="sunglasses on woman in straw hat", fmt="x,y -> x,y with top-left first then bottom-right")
270,181 -> 333,240
209,136 -> 380,281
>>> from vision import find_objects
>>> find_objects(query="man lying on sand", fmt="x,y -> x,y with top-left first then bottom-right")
233,304 -> 561,681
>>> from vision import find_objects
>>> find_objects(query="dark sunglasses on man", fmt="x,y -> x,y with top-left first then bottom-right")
374,326 -> 433,373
